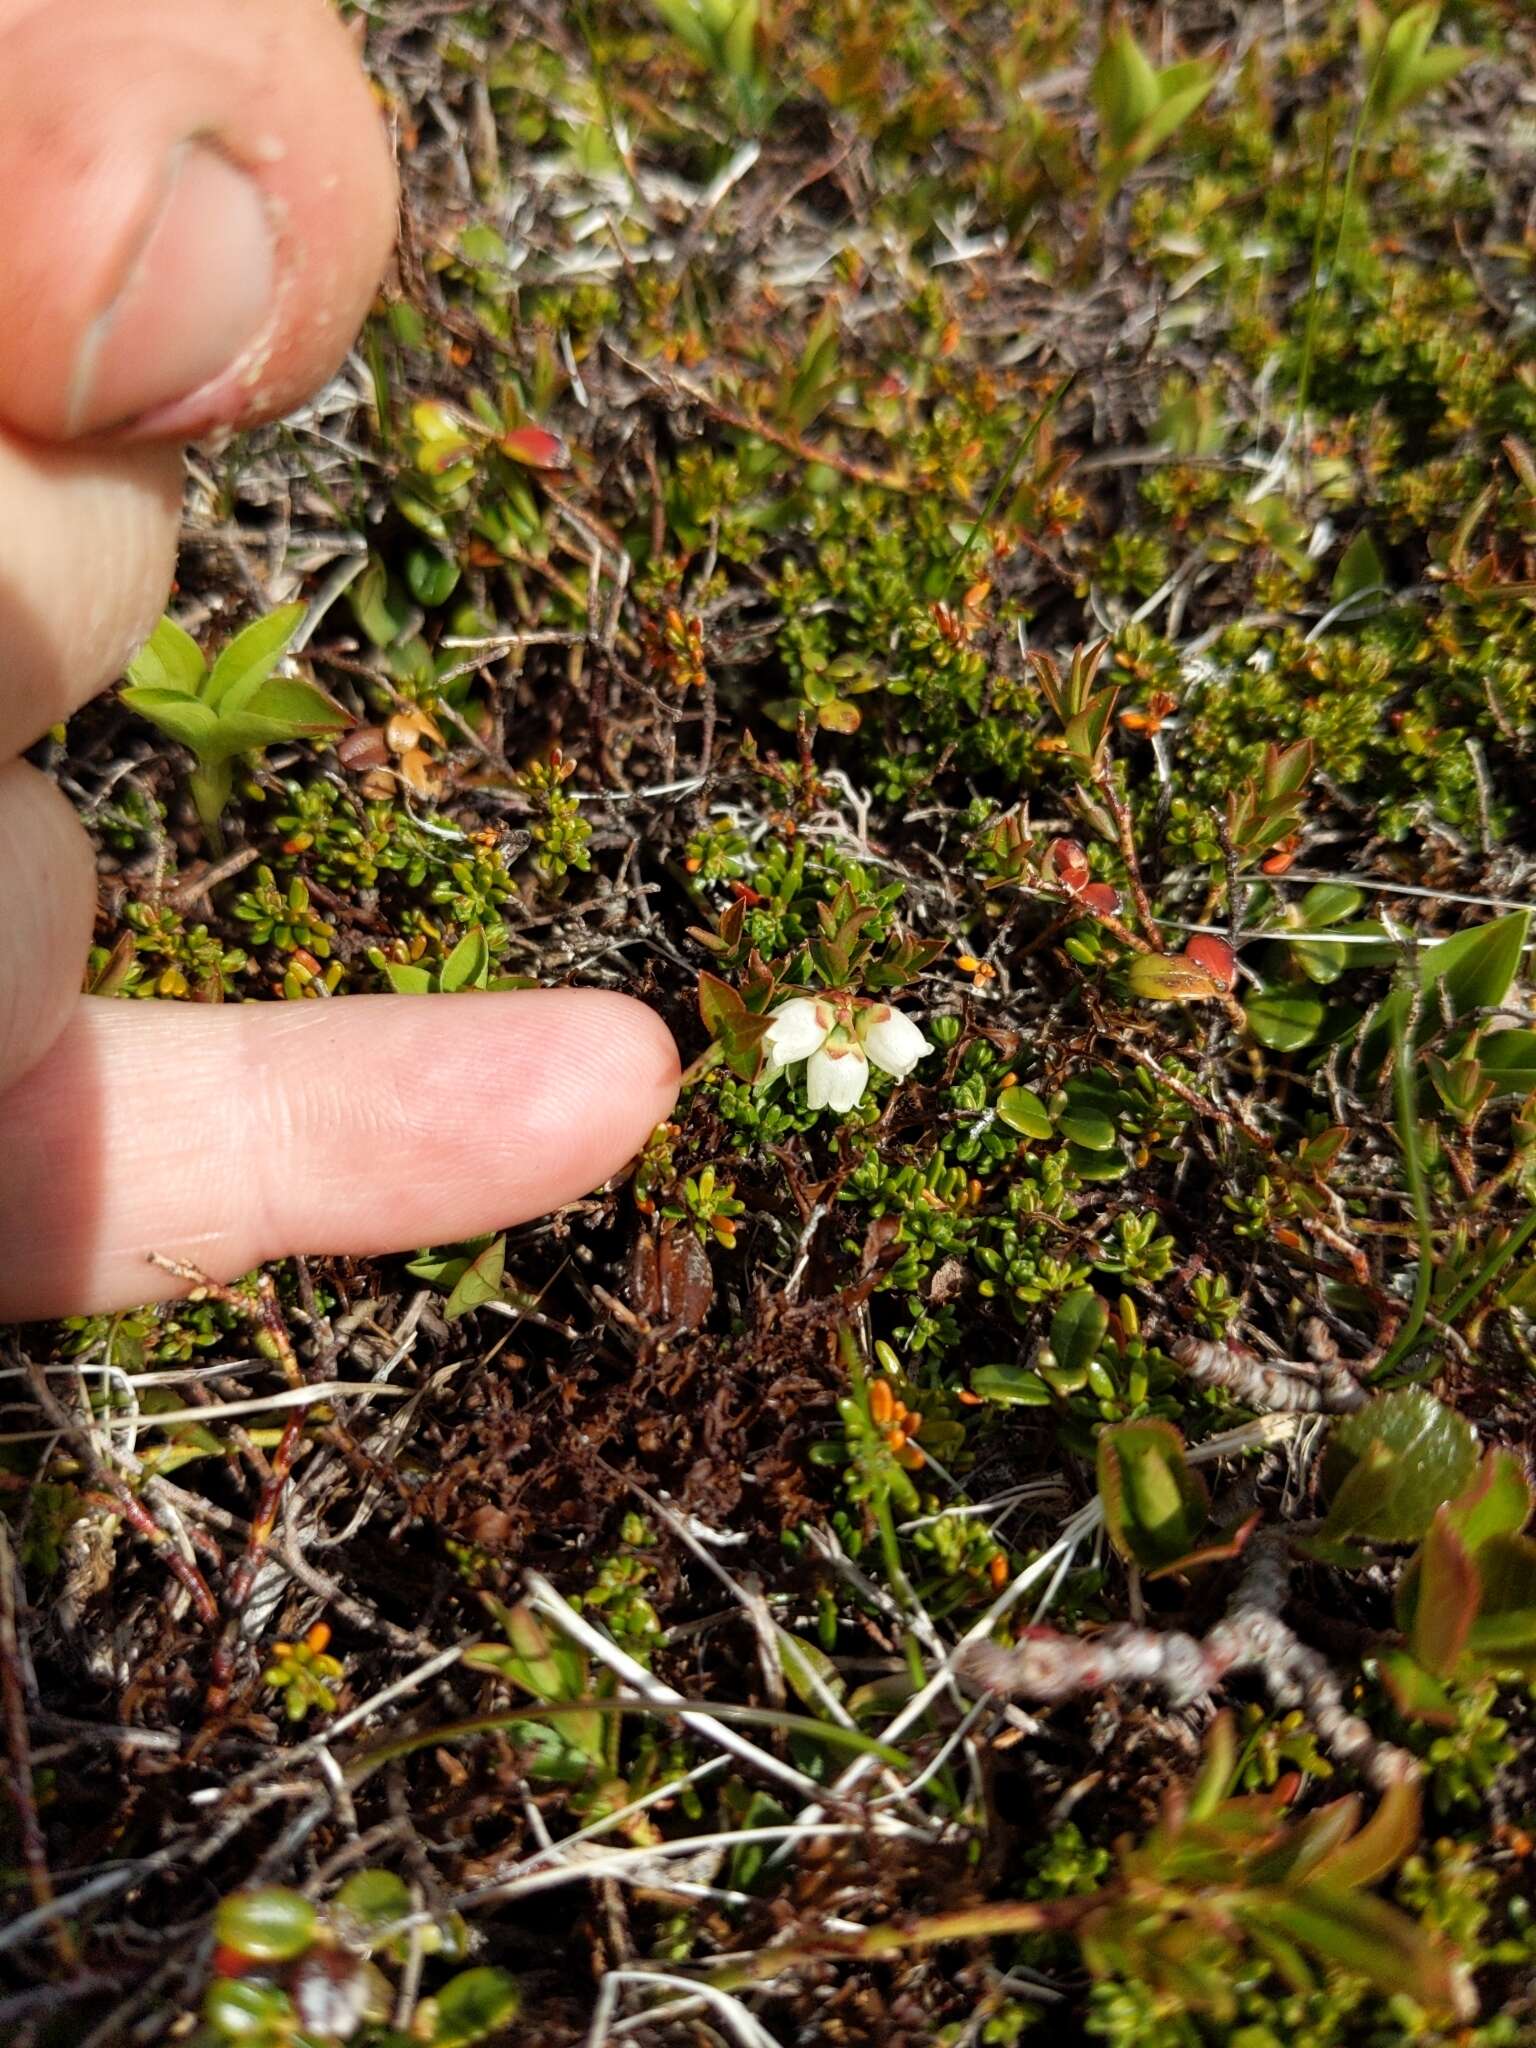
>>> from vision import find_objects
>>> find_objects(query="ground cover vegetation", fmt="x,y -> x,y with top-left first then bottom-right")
5,1 -> 1536,2042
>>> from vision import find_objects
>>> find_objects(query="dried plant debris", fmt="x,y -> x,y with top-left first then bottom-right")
7,3 -> 1536,2044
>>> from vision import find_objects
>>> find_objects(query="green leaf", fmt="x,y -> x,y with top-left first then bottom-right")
1307,1775 -> 1421,1892
1477,1029 -> 1536,1097
1127,952 -> 1229,1003
1445,1449 -> 1532,1553
1330,530 -> 1385,603
1467,1532 -> 1536,1672
996,1085 -> 1053,1138
1098,1419 -> 1209,1571
970,1363 -> 1053,1407
1433,911 -> 1530,1015
126,614 -> 206,695
444,1235 -> 506,1319
1245,987 -> 1326,1051
1323,1388 -> 1478,1543
334,1868 -> 412,1939
1050,1289 -> 1109,1375
1056,1106 -> 1117,1151
428,1966 -> 522,2046
119,683 -> 220,752
203,601 -> 306,711
1254,1886 -> 1460,2013
1363,913 -> 1531,1071
407,1234 -> 499,1286
1295,883 -> 1366,930
1379,1647 -> 1458,1724
203,676 -> 353,763
776,1628 -> 847,1719
440,926 -> 491,993
383,962 -> 434,995
213,1887 -> 318,1962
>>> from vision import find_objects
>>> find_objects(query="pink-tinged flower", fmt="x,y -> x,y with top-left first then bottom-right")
855,1003 -> 932,1082
762,996 -> 932,1114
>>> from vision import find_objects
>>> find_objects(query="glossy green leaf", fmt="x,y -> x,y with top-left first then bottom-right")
213,1886 -> 319,1962
1056,1106 -> 1116,1151
119,683 -> 220,752
204,601 -> 306,711
970,1363 -> 1052,1406
428,1966 -> 523,2046
1245,987 -> 1326,1051
1050,1289 -> 1109,1375
126,614 -> 205,695
204,1979 -> 296,2037
1098,1419 -> 1209,1570
997,1085 -> 1053,1138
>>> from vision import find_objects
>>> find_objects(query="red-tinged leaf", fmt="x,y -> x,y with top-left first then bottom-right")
1078,881 -> 1122,916
501,425 -> 572,469
1127,952 -> 1226,1003
816,696 -> 861,734
1403,1509 -> 1477,1677
1097,1419 -> 1209,1570
1446,1448 -> 1533,1554
1145,1508 -> 1262,1581
1263,737 -> 1314,803
1183,933 -> 1237,991
698,971 -> 746,1036
1308,1775 -> 1421,1893
1049,837 -> 1090,890
1246,1794 -> 1364,1886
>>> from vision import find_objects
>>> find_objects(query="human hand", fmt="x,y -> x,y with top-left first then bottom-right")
0,0 -> 680,1320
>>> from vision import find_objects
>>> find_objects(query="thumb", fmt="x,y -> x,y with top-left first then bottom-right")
0,0 -> 397,442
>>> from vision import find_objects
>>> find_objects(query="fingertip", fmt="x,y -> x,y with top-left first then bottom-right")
0,989 -> 684,1318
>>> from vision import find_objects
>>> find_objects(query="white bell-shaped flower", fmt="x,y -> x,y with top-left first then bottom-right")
762,996 -> 834,1072
760,993 -> 932,1114
856,1002 -> 932,1080
806,1028 -> 870,1111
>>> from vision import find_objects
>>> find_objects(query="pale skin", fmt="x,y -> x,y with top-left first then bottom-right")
0,0 -> 682,1321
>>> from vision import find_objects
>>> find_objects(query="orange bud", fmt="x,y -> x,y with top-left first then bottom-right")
305,1622 -> 332,1656
869,1379 -> 895,1426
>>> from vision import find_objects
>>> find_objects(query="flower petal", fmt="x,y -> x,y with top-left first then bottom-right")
857,1003 -> 933,1080
763,997 -> 831,1069
808,1038 -> 869,1112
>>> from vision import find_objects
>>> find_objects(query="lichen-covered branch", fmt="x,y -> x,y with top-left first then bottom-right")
959,1532 -> 1415,1790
